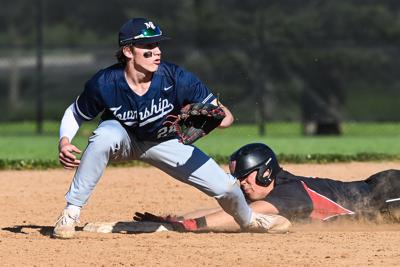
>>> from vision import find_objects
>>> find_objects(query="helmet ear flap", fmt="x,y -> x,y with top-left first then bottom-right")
255,164 -> 273,187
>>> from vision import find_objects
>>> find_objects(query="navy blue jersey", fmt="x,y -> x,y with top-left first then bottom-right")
264,170 -> 372,220
74,61 -> 216,141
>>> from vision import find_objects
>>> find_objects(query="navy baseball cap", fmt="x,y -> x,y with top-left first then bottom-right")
118,18 -> 170,46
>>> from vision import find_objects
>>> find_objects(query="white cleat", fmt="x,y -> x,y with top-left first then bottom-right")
246,212 -> 291,234
52,209 -> 80,239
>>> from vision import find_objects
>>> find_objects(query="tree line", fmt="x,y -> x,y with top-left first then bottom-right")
1,0 -> 400,133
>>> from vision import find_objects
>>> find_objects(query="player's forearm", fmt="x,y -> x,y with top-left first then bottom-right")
249,200 -> 280,215
192,201 -> 280,231
181,208 -> 222,219
201,209 -> 241,231
59,104 -> 83,142
211,99 -> 234,128
219,105 -> 234,128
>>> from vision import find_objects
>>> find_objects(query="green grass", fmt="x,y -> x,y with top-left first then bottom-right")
0,121 -> 94,160
0,121 -> 399,166
195,122 -> 400,155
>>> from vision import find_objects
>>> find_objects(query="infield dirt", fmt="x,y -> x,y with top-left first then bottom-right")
1,162 -> 399,266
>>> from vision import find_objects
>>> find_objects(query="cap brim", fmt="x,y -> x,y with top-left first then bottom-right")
132,36 -> 170,45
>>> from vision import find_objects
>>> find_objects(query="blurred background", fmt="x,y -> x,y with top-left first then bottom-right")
1,0 -> 400,136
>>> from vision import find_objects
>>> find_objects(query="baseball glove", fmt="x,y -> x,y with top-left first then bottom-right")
165,102 -> 226,145
133,212 -> 198,232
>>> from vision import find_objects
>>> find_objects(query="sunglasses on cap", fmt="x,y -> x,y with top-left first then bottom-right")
120,26 -> 162,46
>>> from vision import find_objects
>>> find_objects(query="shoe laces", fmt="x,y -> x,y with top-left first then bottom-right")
56,209 -> 80,226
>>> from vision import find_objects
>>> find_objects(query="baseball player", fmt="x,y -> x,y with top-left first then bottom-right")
53,18 -> 287,238
134,143 -> 400,232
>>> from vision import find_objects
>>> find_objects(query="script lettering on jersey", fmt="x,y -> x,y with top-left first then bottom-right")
109,98 -> 174,127
138,98 -> 174,126
109,106 -> 137,126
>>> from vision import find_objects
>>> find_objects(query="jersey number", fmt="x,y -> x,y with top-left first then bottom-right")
157,125 -> 176,139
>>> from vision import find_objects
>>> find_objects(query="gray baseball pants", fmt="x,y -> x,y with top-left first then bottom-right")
65,120 -> 252,227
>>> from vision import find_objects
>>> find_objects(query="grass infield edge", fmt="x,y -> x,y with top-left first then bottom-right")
1,153 -> 399,170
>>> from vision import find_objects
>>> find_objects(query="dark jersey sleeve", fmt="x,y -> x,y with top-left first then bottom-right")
176,67 -> 216,105
265,180 -> 313,220
74,78 -> 105,121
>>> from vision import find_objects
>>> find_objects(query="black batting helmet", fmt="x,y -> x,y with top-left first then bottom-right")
229,143 -> 281,187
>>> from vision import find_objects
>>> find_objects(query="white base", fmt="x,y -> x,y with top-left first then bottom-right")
83,221 -> 173,233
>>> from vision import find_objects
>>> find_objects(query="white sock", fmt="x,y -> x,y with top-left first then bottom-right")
65,203 -> 81,218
